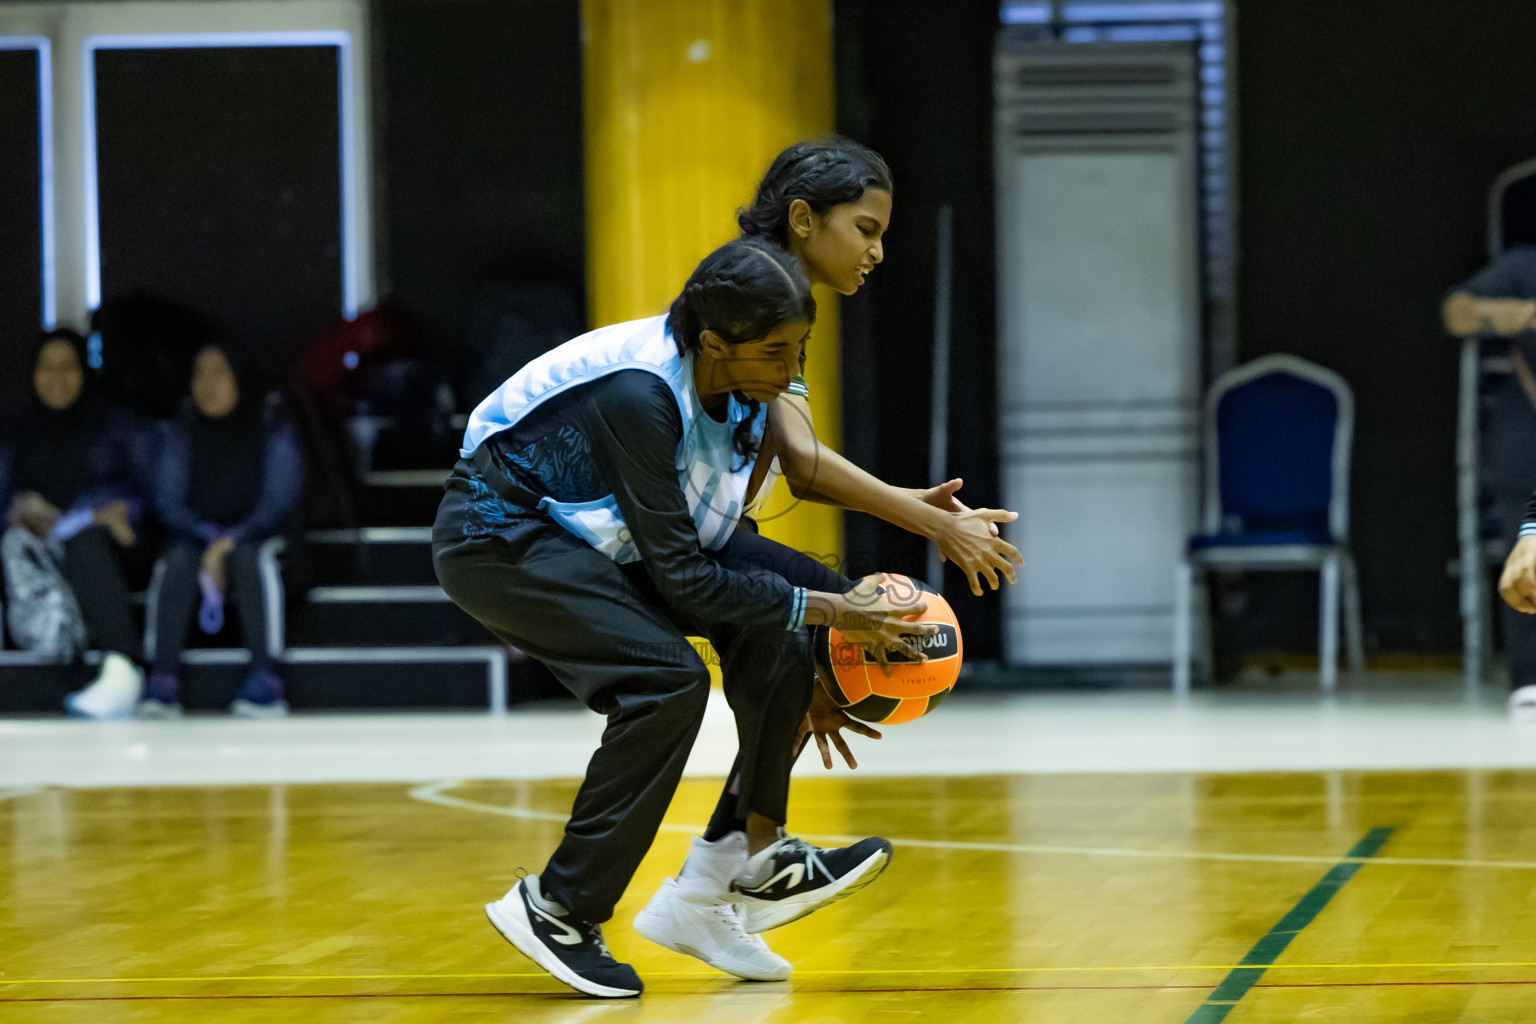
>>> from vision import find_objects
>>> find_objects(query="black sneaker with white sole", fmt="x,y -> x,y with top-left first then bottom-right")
484,874 -> 642,998
732,831 -> 893,933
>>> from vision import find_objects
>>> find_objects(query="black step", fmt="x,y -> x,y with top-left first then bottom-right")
305,530 -> 438,587
287,594 -> 492,647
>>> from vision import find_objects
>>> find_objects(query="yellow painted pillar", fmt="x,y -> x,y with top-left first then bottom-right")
583,0 -> 842,564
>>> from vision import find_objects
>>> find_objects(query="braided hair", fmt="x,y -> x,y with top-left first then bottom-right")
737,135 -> 893,247
667,238 -> 816,469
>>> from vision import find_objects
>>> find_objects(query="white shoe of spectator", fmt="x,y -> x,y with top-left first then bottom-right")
1509,684 -> 1536,721
63,652 -> 144,720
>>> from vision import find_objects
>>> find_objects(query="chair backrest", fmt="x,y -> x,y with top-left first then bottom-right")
1202,354 -> 1354,542
1489,157 -> 1536,258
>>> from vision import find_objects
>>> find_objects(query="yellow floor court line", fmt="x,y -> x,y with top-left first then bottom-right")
8,963 -> 1536,987
407,780 -> 1536,872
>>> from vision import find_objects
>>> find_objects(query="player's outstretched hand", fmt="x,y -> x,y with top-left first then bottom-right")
912,478 -> 1024,596
935,508 -> 1024,597
1500,536 -> 1536,614
794,673 -> 882,769
915,477 -> 999,535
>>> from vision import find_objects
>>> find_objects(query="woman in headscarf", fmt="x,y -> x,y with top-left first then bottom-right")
143,344 -> 303,718
0,328 -> 151,718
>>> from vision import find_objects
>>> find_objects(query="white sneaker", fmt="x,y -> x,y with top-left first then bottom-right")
63,653 -> 144,720
633,878 -> 792,981
677,832 -> 750,897
1510,684 -> 1536,720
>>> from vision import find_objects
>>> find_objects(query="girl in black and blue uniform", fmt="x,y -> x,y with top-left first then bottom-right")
433,238 -> 929,998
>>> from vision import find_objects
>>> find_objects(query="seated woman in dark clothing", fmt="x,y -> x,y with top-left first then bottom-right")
142,345 -> 302,718
0,328 -> 153,719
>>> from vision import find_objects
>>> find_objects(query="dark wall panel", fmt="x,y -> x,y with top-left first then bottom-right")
377,0 -> 586,403
836,0 -> 1004,660
0,48 -> 42,410
1237,1 -> 1536,651
95,45 -> 342,385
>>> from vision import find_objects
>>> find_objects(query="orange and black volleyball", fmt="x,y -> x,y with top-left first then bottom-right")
813,573 -> 962,724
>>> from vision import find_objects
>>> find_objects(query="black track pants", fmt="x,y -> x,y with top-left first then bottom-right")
433,518 -> 817,923
702,522 -> 855,838
61,526 -> 142,661
152,539 -> 273,676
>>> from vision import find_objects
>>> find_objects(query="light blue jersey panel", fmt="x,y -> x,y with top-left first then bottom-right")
462,316 -> 764,563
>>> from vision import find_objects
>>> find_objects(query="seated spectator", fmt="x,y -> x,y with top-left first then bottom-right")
141,345 -> 302,719
0,329 -> 152,718
1444,245 -> 1536,715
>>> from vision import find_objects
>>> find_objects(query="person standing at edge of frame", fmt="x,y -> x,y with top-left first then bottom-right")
1448,251 -> 1536,717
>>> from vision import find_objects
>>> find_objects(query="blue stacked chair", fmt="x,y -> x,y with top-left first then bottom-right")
1173,354 -> 1365,694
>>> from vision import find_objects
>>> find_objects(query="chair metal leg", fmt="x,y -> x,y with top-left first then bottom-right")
142,558 -> 166,664
1457,334 -> 1484,692
258,537 -> 287,657
1342,553 -> 1365,673
1173,560 -> 1193,697
1319,556 -> 1341,695
1196,569 -> 1215,686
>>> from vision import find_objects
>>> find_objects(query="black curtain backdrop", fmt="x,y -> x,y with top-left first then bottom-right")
95,45 -> 342,389
836,0 -> 1004,661
1237,0 -> 1536,653
376,0 -> 586,403
0,48 -> 42,411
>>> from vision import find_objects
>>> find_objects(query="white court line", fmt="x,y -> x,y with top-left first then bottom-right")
407,779 -> 1536,873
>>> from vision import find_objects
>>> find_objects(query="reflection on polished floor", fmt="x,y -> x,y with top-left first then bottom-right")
6,751 -> 1536,1021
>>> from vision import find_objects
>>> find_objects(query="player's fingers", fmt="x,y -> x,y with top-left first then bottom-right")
832,731 -> 857,770
881,635 -> 920,664
881,632 -> 926,664
814,731 -> 833,769
967,568 -> 983,597
845,720 -> 883,740
975,507 -> 1020,524
868,646 -> 897,678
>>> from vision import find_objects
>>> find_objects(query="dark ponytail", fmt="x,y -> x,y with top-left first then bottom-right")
737,135 -> 893,247
667,238 -> 816,468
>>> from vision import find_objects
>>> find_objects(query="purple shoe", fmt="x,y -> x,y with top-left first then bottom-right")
230,666 -> 288,719
135,671 -> 183,719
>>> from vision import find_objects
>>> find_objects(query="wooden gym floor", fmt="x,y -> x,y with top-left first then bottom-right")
6,763 -> 1536,1022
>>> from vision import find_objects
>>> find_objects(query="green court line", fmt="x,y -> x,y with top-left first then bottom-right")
1182,827 -> 1394,1024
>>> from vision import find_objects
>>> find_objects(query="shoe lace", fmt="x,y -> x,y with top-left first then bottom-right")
707,900 -> 753,941
514,869 -> 611,957
778,837 -> 831,883
582,921 -> 615,959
